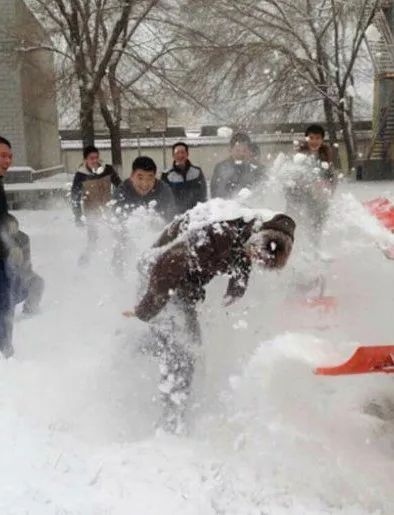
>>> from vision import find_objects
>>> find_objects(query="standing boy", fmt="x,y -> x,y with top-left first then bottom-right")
114,156 -> 175,222
0,136 -> 12,217
112,156 -> 175,274
211,132 -> 264,199
161,142 -> 207,215
0,137 -> 13,357
285,124 -> 336,246
71,146 -> 121,264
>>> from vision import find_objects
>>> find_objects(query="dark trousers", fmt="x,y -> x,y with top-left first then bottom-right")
22,273 -> 44,314
149,296 -> 202,433
0,261 -> 14,358
286,194 -> 329,249
79,216 -> 99,266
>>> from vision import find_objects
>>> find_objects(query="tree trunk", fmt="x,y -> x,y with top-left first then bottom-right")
323,97 -> 340,168
337,106 -> 357,172
109,122 -> 123,172
99,97 -> 123,172
80,89 -> 95,147
99,72 -> 123,172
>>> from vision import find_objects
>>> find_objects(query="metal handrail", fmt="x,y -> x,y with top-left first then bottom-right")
367,104 -> 392,158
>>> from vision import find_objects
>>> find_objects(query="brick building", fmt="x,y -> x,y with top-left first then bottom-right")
0,0 -> 61,178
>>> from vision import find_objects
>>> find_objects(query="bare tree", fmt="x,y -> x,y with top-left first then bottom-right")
177,0 -> 380,170
22,0 -> 161,154
18,0 -> 210,170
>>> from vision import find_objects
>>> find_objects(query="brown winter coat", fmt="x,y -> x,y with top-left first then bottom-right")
134,213 -> 295,322
297,141 -> 336,184
298,141 -> 332,164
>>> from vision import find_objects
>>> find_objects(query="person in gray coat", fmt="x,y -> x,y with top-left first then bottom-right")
211,132 -> 264,199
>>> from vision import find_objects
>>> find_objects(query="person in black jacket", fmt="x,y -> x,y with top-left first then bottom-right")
113,156 -> 175,275
114,156 -> 175,222
161,142 -> 207,215
0,136 -> 13,218
0,213 -> 44,357
211,132 -> 264,199
4,214 -> 44,315
0,137 -> 13,357
71,145 -> 121,265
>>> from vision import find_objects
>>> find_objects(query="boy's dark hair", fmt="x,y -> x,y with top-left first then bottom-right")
305,124 -> 325,138
132,156 -> 157,174
172,142 -> 189,153
83,145 -> 99,159
0,136 -> 12,149
230,131 -> 251,148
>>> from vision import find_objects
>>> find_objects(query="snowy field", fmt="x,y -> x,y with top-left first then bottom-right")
2,179 -> 394,514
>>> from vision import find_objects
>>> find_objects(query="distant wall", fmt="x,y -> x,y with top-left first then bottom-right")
61,135 -> 371,180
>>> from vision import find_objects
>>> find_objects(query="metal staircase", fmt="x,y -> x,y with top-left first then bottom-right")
365,3 -> 394,76
364,0 -> 394,160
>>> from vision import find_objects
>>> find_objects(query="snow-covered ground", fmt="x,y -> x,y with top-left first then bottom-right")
2,179 -> 394,514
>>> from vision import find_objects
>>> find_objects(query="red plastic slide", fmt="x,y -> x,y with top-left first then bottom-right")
363,197 -> 394,232
315,346 -> 394,375
363,198 -> 394,259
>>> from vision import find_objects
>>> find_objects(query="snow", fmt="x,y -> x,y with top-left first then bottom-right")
181,198 -> 275,232
294,152 -> 307,164
4,173 -> 71,192
2,179 -> 394,513
217,127 -> 233,138
346,85 -> 356,99
365,24 -> 382,43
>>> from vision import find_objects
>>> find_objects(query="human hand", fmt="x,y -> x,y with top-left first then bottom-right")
122,310 -> 135,318
223,295 -> 236,307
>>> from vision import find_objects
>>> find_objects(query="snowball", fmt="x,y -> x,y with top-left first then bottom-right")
321,161 -> 330,170
346,85 -> 356,98
232,319 -> 248,330
229,375 -> 241,390
365,24 -> 381,42
217,126 -> 233,138
183,199 -> 275,234
293,153 -> 307,164
238,188 -> 252,200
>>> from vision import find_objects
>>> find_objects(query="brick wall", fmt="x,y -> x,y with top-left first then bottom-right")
0,0 -> 26,163
0,0 -> 61,170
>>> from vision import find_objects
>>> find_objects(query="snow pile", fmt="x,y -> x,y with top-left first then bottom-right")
1,180 -> 394,513
331,192 -> 394,251
181,197 -> 276,232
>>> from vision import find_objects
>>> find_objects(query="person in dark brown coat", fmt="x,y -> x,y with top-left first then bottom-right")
123,204 -> 296,433
284,124 -> 336,248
